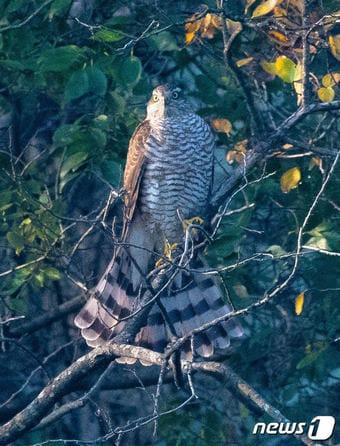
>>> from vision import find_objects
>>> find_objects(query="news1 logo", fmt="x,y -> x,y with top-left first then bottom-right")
252,416 -> 336,440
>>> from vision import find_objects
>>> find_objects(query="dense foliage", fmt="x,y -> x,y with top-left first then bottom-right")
0,0 -> 339,445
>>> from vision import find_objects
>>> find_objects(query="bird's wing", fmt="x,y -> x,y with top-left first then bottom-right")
121,119 -> 150,240
74,120 -> 152,347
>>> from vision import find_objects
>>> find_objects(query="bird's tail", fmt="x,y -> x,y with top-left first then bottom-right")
75,253 -> 243,362
136,260 -> 243,362
74,247 -> 146,348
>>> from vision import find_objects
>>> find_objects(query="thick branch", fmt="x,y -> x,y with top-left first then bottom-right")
0,342 -> 319,446
0,343 -> 162,445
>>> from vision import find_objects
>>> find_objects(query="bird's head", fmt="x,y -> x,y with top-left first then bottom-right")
146,84 -> 188,122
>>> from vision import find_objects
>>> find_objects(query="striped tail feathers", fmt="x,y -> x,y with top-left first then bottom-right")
75,242 -> 244,363
195,272 -> 243,344
74,249 -> 143,348
135,268 -> 244,361
134,309 -> 168,366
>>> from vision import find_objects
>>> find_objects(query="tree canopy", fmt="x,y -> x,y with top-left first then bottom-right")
0,0 -> 339,445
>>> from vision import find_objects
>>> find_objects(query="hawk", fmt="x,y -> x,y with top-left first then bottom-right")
75,85 -> 243,361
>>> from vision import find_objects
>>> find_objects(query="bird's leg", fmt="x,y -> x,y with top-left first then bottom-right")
155,240 -> 178,268
165,337 -> 185,389
182,216 -> 204,238
182,216 -> 204,231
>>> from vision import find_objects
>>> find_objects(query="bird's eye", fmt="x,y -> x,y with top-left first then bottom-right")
153,94 -> 159,102
172,91 -> 179,99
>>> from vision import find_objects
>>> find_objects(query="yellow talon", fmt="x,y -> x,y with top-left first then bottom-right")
155,241 -> 178,268
182,216 -> 204,232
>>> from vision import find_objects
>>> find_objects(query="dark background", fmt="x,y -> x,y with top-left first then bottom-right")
0,0 -> 339,445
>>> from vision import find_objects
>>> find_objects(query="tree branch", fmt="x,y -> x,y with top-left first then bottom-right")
0,342 -> 320,446
193,362 -> 317,446
0,343 -> 162,445
0,0 -> 55,32
211,100 -> 340,209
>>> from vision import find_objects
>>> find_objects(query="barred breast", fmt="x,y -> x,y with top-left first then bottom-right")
139,113 -> 214,243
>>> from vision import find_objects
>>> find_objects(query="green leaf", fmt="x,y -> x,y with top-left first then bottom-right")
44,267 -> 61,280
275,55 -> 297,83
90,127 -> 107,148
64,66 -> 107,102
0,60 -> 26,71
5,0 -> 27,13
49,0 -> 72,18
34,272 -> 45,287
60,152 -> 89,178
296,351 -> 323,369
110,91 -> 126,115
64,70 -> 89,102
100,159 -> 121,186
53,123 -> 80,146
93,28 -> 124,42
119,56 -> 142,86
38,45 -> 85,72
7,231 -> 25,255
86,66 -> 107,96
0,191 -> 13,210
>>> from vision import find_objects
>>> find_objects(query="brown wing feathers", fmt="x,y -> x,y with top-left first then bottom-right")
74,122 -> 149,346
121,121 -> 149,240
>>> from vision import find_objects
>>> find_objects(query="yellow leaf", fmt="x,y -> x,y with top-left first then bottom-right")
203,12 -> 212,27
322,72 -> 340,87
280,167 -> 301,193
328,34 -> 340,61
211,14 -> 222,28
273,6 -> 287,16
275,55 -> 296,83
236,57 -> 254,67
226,18 -> 243,35
185,18 -> 202,34
184,18 -> 202,45
212,118 -> 233,135
268,30 -> 289,44
185,31 -> 196,45
20,217 -> 32,227
317,86 -> 335,103
295,292 -> 305,316
260,60 -> 277,76
252,0 -> 279,18
201,13 -> 220,39
185,13 -> 221,44
293,62 -> 303,105
226,140 -> 248,164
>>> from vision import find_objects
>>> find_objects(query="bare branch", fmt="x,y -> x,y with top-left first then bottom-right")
0,0 -> 55,32
0,341 -> 321,446
211,101 -> 340,209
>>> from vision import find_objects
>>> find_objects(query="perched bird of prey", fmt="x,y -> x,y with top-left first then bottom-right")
75,84 -> 243,361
